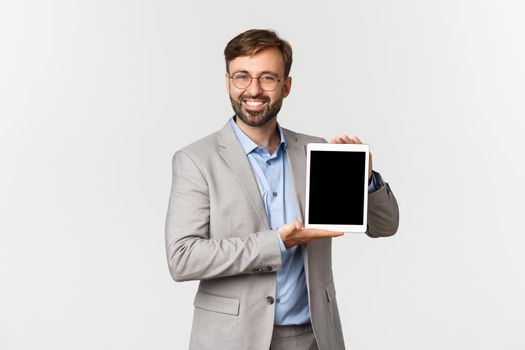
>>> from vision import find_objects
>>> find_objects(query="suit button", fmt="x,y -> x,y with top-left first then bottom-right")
267,296 -> 275,305
264,266 -> 272,272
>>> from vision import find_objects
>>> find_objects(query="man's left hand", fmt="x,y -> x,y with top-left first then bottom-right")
329,135 -> 373,180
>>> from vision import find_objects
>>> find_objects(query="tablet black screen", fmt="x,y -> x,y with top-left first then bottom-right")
308,150 -> 366,225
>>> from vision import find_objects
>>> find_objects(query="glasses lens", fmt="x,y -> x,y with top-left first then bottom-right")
260,75 -> 278,91
232,73 -> 250,89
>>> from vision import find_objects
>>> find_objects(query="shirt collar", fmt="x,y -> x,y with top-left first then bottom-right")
229,116 -> 287,155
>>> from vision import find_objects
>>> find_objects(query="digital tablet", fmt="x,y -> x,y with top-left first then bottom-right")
305,143 -> 369,233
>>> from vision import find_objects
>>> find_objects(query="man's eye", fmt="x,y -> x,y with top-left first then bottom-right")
234,74 -> 249,80
260,75 -> 277,82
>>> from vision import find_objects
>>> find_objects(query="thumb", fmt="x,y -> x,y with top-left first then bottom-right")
293,220 -> 303,230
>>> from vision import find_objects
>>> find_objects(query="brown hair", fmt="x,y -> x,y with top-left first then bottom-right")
224,29 -> 293,77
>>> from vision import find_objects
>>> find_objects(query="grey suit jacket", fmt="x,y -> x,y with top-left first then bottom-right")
165,121 -> 399,350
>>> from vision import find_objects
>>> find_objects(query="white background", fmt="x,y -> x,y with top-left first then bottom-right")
1,0 -> 524,349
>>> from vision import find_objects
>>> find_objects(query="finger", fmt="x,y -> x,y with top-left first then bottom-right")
341,135 -> 353,144
307,229 -> 344,238
330,136 -> 346,144
334,135 -> 353,144
293,220 -> 303,230
351,136 -> 362,144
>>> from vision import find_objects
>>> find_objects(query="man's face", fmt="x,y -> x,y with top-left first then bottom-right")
226,48 -> 291,127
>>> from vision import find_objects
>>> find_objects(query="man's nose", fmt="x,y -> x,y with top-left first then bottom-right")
246,77 -> 264,95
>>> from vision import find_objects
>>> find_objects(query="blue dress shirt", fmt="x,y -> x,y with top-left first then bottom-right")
229,117 -> 380,325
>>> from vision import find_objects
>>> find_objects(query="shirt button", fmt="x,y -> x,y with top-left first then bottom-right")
276,298 -> 281,303
267,296 -> 275,305
272,191 -> 278,197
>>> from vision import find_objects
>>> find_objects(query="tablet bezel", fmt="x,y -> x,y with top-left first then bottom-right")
304,143 -> 369,233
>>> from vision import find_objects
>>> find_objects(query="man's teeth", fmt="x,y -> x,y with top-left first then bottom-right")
245,101 -> 265,107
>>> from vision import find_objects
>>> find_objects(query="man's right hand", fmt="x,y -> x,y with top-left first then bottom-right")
278,220 -> 344,249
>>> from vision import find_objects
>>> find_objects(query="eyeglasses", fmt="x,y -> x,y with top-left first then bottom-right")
229,72 -> 287,92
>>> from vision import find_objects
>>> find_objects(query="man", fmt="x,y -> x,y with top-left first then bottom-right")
165,29 -> 399,350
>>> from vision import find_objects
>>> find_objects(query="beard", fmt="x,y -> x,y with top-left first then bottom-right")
229,93 -> 284,127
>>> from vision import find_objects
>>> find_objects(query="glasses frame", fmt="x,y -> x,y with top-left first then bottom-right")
229,72 -> 288,92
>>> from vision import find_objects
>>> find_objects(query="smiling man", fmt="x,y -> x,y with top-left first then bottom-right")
165,29 -> 399,350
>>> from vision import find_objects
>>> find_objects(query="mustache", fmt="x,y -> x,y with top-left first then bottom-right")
241,95 -> 270,102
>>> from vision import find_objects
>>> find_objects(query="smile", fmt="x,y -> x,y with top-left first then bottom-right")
246,101 -> 264,106
243,99 -> 268,111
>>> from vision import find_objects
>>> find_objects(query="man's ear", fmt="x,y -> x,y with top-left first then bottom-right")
283,76 -> 292,98
225,72 -> 230,92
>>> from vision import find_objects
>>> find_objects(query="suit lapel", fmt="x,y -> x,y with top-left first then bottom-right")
282,128 -> 307,224
218,122 -> 269,230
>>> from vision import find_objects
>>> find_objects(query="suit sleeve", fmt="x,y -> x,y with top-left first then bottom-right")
366,171 -> 400,237
165,150 -> 282,282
